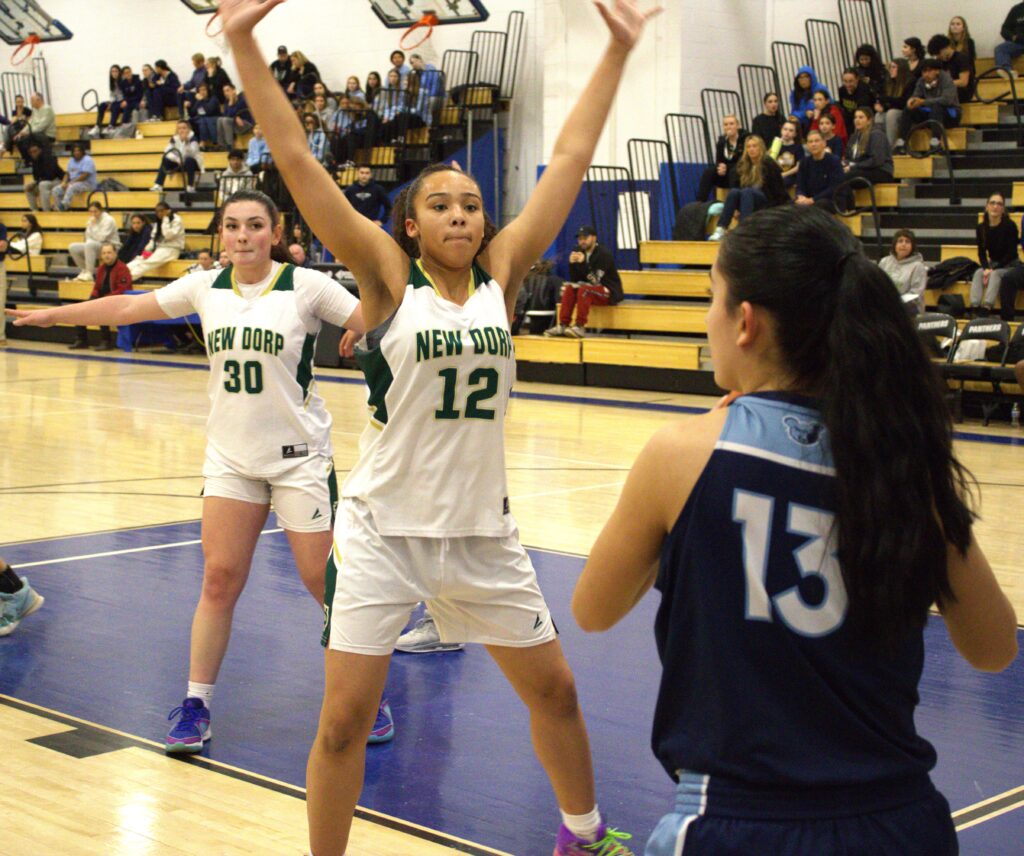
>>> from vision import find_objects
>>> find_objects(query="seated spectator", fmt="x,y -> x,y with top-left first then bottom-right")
389,49 -> 411,85
186,82 -> 221,147
23,141 -> 64,212
809,90 -> 848,143
790,66 -> 829,130
13,92 -> 56,160
928,34 -> 974,103
9,214 -> 43,256
285,51 -> 320,101
903,37 -> 925,77
118,213 -> 151,265
246,123 -> 271,172
139,64 -> 156,118
115,65 -> 143,127
343,165 -> 391,225
751,92 -> 784,146
50,143 -> 97,211
895,59 -> 960,152
795,130 -> 845,211
222,148 -> 253,178
344,75 -> 365,102
187,249 -> 217,274
218,149 -> 255,202
302,113 -> 328,163
152,120 -> 203,193
708,135 -> 788,241
204,56 -> 233,103
949,16 -> 977,70
218,249 -> 230,268
126,201 -> 184,280
995,2 -> 1024,70
410,52 -> 444,120
696,114 -> 748,203
996,243 -> 1024,321
311,93 -> 333,129
854,44 -> 887,95
145,60 -> 181,122
837,68 -> 875,131
69,200 -> 120,281
1,94 -> 30,155
769,119 -> 803,188
95,64 -> 124,130
970,192 -> 1019,316
372,70 -> 413,143
331,96 -> 372,165
216,84 -> 253,149
69,242 -> 131,351
289,242 -> 309,267
874,58 -> 915,147
844,107 -> 894,185
176,53 -> 207,119
270,45 -> 290,85
878,229 -> 927,314
312,81 -> 338,113
816,112 -> 844,159
364,71 -> 382,106
544,225 -> 622,338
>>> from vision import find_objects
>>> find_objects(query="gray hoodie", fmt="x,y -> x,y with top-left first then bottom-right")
878,252 -> 927,313
910,70 -> 959,110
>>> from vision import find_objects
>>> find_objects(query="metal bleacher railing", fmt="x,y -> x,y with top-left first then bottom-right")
584,165 -> 641,272
700,88 -> 743,154
665,112 -> 711,207
738,64 -> 779,130
771,41 -> 811,109
805,19 -> 846,100
628,137 -> 676,245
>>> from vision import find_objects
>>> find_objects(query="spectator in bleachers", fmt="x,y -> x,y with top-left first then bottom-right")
115,65 -> 143,128
816,112 -> 844,159
1,94 -> 30,155
311,93 -> 333,129
50,143 -> 97,212
95,64 -> 124,131
145,60 -> 181,122
837,68 -> 875,133
854,44 -> 887,95
176,53 -> 207,119
126,201 -> 184,280
790,66 -> 830,129
970,192 -> 1019,316
205,57 -> 233,104
928,34 -> 974,103
344,75 -> 365,102
69,241 -> 131,351
216,84 -> 253,150
223,148 -> 253,179
844,107 -> 894,186
14,92 -> 56,160
708,135 -> 788,241
69,201 -> 120,282
878,228 -> 927,314
390,49 -> 411,85
217,149 -> 254,204
697,114 -> 748,203
895,59 -> 961,153
152,120 -> 203,194
372,70 -> 411,144
302,113 -> 328,163
331,96 -> 372,166
795,130 -> 845,212
118,213 -> 151,265
187,82 -> 221,148
995,3 -> 1024,70
343,165 -> 391,225
23,141 -> 64,211
312,82 -> 338,113
545,225 -> 622,338
364,71 -> 382,106
9,214 -> 43,256
270,45 -> 291,85
809,90 -> 848,143
187,249 -> 217,274
874,58 -> 915,147
948,17 -> 976,68
996,251 -> 1024,321
246,123 -> 271,172
769,119 -> 803,188
751,92 -> 784,146
139,64 -> 156,118
285,51 -> 320,102
903,37 -> 925,78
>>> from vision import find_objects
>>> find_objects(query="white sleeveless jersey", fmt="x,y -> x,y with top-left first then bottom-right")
155,262 -> 359,477
344,260 -> 516,537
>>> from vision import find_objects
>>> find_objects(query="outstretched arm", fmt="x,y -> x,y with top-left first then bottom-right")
6,292 -> 168,328
484,1 -> 661,289
219,0 -> 407,327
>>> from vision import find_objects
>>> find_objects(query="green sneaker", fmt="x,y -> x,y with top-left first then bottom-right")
554,823 -> 634,855
0,577 -> 45,637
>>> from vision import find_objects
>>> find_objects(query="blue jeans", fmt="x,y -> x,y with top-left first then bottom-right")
995,40 -> 1024,69
719,187 -> 768,229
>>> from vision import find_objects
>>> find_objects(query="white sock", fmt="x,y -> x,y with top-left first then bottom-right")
187,681 -> 215,708
561,805 -> 602,841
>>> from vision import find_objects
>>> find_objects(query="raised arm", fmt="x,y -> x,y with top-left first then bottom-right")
219,0 -> 407,326
484,1 -> 661,288
6,291 -> 168,328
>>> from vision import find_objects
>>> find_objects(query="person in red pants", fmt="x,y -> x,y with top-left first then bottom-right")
546,224 -> 623,338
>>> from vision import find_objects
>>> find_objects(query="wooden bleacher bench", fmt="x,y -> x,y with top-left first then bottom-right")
91,137 -> 169,155
588,301 -> 707,334
854,184 -> 901,208
941,245 -> 979,264
57,152 -> 230,172
976,77 -> 1024,102
582,338 -> 702,370
0,210 -> 214,231
512,336 -> 581,364
893,155 -> 933,180
640,240 -> 717,266
6,256 -> 49,273
961,103 -> 999,126
621,269 -> 709,298
0,191 -> 162,210
37,232 -> 212,253
909,126 -> 967,153
925,281 -> 1024,313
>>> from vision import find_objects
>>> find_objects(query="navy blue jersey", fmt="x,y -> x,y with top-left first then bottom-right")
653,392 -> 938,819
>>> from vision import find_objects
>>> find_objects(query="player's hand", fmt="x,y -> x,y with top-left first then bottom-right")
219,0 -> 287,40
593,0 -> 662,51
339,328 -> 360,358
6,307 -> 59,327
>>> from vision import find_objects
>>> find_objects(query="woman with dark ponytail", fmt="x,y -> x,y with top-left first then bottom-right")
575,204 -> 1017,856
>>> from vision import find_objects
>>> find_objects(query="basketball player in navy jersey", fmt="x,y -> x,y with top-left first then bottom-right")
573,205 -> 1018,855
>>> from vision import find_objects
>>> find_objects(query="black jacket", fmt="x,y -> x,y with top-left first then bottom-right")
1001,3 -> 1024,42
976,218 -> 1020,269
729,157 -> 789,206
714,131 -> 748,168
751,114 -> 783,145
344,181 -> 391,221
837,82 -> 875,131
119,225 -> 152,264
568,242 -> 623,304
30,149 -> 64,182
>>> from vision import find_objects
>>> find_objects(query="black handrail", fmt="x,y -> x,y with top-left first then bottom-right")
87,189 -> 110,210
833,175 -> 883,257
80,88 -> 99,113
905,118 -> 961,206
973,66 -> 1021,148
5,244 -> 37,299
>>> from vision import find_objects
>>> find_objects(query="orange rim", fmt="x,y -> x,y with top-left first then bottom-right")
399,13 -> 438,51
205,9 -> 223,38
11,34 -> 40,66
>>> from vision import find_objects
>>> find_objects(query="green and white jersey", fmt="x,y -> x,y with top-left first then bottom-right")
344,259 -> 515,537
155,262 -> 359,477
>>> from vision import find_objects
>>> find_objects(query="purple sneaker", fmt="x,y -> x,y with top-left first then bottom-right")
165,697 -> 211,754
367,699 -> 394,744
553,822 -> 634,855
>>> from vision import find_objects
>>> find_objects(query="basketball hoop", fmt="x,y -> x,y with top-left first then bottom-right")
11,34 -> 41,66
400,12 -> 438,50
205,10 -> 231,55
205,9 -> 223,37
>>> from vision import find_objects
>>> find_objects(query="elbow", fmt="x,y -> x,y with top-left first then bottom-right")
964,636 -> 1019,673
570,592 -> 616,633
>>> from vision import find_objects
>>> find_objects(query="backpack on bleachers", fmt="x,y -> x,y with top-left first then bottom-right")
110,122 -> 137,139
926,256 -> 978,291
512,271 -> 562,334
673,201 -> 714,242
97,178 -> 130,192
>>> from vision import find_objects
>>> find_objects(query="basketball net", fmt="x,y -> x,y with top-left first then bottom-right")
205,10 -> 230,56
11,33 -> 40,66
400,12 -> 438,51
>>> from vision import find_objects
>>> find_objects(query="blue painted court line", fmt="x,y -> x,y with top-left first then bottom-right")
8,346 -> 1024,446
1,522 -> 1022,854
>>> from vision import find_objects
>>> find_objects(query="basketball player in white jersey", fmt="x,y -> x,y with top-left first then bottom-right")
7,189 -> 373,752
221,1 -> 660,854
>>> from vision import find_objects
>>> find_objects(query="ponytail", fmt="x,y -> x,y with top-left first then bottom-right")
717,205 -> 973,647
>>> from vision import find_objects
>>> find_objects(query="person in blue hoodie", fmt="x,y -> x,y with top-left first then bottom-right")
790,65 -> 831,132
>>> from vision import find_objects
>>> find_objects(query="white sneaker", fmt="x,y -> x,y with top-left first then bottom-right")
564,325 -> 586,338
186,185 -> 196,194
543,323 -> 566,337
395,615 -> 464,653
150,184 -> 163,192
929,136 -> 941,149
708,227 -> 726,242
74,272 -> 93,282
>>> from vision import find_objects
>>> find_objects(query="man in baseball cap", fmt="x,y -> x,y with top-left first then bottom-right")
545,225 -> 623,338
271,46 -> 290,85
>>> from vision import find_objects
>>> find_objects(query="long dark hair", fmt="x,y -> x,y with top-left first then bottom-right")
22,213 -> 41,236
854,44 -> 886,88
886,58 -> 913,98
390,163 -> 497,260
220,188 -> 293,264
717,205 -> 973,645
108,63 -> 121,93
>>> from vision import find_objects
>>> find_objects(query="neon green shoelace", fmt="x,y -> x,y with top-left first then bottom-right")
583,827 -> 634,855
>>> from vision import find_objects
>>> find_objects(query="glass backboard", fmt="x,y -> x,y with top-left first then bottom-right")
369,0 -> 489,29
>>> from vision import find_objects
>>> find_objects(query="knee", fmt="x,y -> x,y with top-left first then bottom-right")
531,667 -> 580,719
200,560 -> 247,606
316,707 -> 373,755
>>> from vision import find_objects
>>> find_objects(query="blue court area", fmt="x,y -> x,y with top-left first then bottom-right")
1,522 -> 1021,854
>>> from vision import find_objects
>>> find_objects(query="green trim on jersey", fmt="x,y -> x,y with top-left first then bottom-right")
296,332 -> 316,402
327,460 -> 339,525
409,259 -> 493,297
271,264 -> 295,292
320,546 -> 339,647
357,346 -> 394,426
211,262 -> 293,296
211,266 -> 233,290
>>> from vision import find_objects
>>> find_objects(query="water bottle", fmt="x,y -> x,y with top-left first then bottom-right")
1012,402 -> 1021,429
